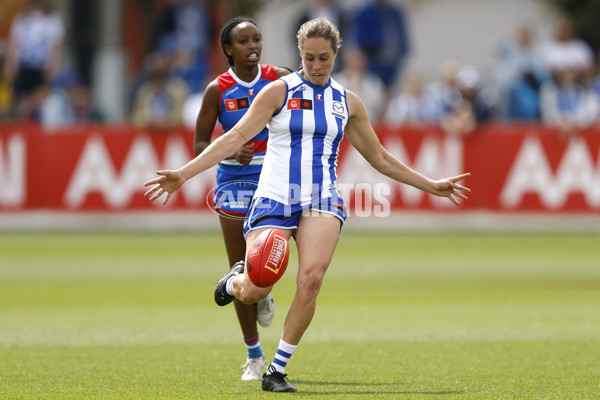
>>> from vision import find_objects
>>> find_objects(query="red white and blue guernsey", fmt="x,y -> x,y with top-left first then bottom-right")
244,72 -> 349,236
213,64 -> 279,216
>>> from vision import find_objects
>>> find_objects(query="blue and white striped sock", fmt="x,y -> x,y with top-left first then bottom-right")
244,332 -> 264,359
269,339 -> 297,375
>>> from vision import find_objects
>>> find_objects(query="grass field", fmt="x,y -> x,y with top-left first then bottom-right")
0,231 -> 598,399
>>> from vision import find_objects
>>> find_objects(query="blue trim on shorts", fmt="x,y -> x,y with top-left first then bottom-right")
243,194 -> 347,238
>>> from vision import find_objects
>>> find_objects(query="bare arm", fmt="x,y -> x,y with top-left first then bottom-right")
144,80 -> 287,204
193,80 -> 220,156
274,66 -> 292,78
344,90 -> 471,204
194,79 -> 255,164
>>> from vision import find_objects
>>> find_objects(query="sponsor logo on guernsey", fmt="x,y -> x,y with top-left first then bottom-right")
225,97 -> 250,111
287,98 -> 313,110
265,234 -> 286,274
316,94 -> 322,102
249,89 -> 255,96
332,101 -> 345,119
225,86 -> 239,96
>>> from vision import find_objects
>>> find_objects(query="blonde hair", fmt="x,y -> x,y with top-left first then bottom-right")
297,18 -> 342,54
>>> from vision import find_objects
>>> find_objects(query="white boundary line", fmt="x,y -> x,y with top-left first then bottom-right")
1,211 -> 599,233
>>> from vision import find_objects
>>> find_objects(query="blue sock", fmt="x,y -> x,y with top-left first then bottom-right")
270,339 -> 297,374
244,333 -> 264,359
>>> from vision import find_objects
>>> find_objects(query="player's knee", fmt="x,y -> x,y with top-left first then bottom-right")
238,282 -> 264,305
297,269 -> 324,297
238,289 -> 258,305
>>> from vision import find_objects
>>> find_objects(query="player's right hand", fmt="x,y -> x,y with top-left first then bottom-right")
143,170 -> 186,205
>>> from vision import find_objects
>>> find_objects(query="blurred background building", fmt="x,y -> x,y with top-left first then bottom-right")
2,0 -> 597,124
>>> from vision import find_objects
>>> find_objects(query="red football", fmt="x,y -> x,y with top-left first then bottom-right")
247,228 -> 290,288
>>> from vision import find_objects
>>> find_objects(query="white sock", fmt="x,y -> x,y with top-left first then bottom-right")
226,276 -> 235,296
269,339 -> 297,375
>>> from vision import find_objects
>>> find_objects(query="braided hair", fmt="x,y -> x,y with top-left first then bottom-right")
220,17 -> 259,67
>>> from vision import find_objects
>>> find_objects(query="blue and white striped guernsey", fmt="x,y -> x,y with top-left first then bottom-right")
254,71 -> 349,205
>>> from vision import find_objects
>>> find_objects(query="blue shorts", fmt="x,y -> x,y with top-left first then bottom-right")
243,195 -> 347,238
213,165 -> 261,216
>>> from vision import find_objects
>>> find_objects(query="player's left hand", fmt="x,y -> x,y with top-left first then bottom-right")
431,173 -> 471,205
234,143 -> 255,165
143,170 -> 186,205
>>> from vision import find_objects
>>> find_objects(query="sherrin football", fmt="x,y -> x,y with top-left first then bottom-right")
247,228 -> 290,288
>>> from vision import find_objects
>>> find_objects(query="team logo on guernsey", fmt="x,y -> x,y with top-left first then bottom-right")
287,98 -> 313,110
332,101 -> 346,119
225,97 -> 250,111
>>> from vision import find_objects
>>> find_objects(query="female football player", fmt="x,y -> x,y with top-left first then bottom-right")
145,18 -> 470,392
192,17 -> 290,381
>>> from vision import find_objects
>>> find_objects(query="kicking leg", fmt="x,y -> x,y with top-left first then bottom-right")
218,214 -> 265,380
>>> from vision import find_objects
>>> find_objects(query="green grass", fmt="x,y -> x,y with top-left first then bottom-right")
1,231 -> 599,399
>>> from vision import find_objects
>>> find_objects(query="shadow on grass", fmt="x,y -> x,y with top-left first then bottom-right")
298,392 -> 463,396
293,380 -> 398,386
291,380 -> 463,396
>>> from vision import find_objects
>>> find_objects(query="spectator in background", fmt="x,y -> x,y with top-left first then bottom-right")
130,54 -> 189,129
296,0 -> 345,28
294,0 -> 347,73
384,73 -> 439,127
537,18 -> 600,137
181,90 -> 204,130
353,0 -> 410,93
428,60 -> 461,120
591,64 -> 600,108
56,70 -> 106,124
70,85 -> 106,124
540,66 -> 600,138
0,41 -> 13,121
154,0 -> 211,94
4,0 -> 65,116
493,25 -> 548,120
333,48 -> 386,123
441,64 -> 494,136
539,17 -> 594,82
22,78 -> 75,129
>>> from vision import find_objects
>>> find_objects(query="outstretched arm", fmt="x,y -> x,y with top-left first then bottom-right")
144,80 -> 287,204
344,90 -> 471,205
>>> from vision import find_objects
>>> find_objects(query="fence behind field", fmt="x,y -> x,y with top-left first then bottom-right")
1,123 -> 599,231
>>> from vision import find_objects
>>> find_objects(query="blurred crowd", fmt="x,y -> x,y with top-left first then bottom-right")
0,0 -> 104,127
2,0 -> 600,138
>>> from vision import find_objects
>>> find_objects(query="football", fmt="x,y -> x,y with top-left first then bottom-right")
247,228 -> 290,288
